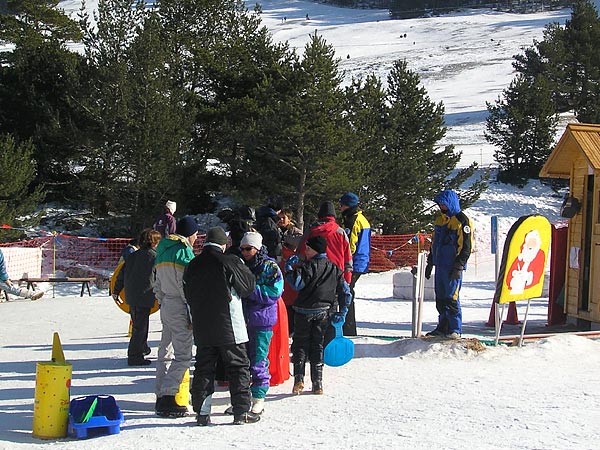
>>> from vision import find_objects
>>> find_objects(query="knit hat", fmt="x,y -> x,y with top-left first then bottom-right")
306,235 -> 327,254
176,216 -> 198,237
317,201 -> 336,219
165,200 -> 177,214
339,192 -> 359,207
205,226 -> 228,245
241,231 -> 263,250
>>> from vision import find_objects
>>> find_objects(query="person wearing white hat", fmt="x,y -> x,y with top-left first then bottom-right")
153,200 -> 177,237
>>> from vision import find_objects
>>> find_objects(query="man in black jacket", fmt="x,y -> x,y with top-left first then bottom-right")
183,227 -> 260,426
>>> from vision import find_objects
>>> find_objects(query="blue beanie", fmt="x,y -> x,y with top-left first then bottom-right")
176,216 -> 198,237
339,192 -> 359,207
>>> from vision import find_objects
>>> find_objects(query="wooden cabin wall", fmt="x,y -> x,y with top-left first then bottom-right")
566,159 -> 585,318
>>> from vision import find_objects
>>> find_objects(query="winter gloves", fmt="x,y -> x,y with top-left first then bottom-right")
331,307 -> 348,324
425,264 -> 433,280
449,262 -> 463,280
284,254 -> 299,273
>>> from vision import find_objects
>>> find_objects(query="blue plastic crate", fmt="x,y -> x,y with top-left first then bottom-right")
68,395 -> 124,439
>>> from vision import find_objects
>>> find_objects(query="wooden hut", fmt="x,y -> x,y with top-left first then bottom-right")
539,123 -> 600,325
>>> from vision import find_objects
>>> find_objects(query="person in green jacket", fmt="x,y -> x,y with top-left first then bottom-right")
153,216 -> 198,417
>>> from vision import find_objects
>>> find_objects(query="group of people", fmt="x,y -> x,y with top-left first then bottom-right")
111,188 -> 472,426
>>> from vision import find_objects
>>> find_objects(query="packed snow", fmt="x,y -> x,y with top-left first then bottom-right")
1,1 -> 600,449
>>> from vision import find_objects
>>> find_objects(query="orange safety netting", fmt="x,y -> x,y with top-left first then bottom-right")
0,232 -> 429,280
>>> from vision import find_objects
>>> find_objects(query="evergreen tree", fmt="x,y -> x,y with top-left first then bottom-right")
244,32 -> 355,229
355,60 -> 481,234
513,0 -> 600,121
78,0 -> 191,230
157,0 -> 293,214
0,0 -> 84,200
0,134 -> 44,241
485,75 -> 558,185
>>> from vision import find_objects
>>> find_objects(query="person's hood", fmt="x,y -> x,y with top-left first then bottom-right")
310,216 -> 340,234
433,190 -> 461,217
155,234 -> 190,257
256,205 -> 279,220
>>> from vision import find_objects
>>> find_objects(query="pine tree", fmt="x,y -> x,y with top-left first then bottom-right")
485,75 -> 558,185
0,134 -> 44,241
356,59 -> 481,234
0,0 -> 84,200
242,32 -> 355,229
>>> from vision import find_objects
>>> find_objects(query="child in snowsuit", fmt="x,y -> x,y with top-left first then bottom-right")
284,235 -> 352,395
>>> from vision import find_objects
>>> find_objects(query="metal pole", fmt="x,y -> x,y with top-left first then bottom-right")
518,299 -> 532,347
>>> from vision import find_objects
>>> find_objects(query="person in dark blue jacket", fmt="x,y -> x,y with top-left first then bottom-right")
425,189 -> 473,339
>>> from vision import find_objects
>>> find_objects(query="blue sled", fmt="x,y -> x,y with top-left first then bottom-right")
68,395 -> 124,439
323,321 -> 354,367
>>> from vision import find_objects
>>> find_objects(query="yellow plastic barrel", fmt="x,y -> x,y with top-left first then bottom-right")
32,361 -> 72,439
174,369 -> 190,407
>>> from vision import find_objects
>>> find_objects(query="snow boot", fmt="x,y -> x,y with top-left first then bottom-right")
196,414 -> 211,426
233,411 -> 261,425
251,398 -> 265,415
292,362 -> 305,394
311,363 -> 323,395
155,395 -> 187,417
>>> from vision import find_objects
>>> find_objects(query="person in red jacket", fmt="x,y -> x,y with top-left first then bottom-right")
296,201 -> 352,284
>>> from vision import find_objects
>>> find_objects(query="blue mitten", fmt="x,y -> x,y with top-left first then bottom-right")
331,306 -> 348,324
284,255 -> 299,272
331,313 -> 345,324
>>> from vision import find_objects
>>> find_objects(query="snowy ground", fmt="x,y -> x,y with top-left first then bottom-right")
2,1 -> 600,449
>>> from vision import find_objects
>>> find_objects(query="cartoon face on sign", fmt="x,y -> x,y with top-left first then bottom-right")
494,215 -> 551,304
506,230 -> 546,295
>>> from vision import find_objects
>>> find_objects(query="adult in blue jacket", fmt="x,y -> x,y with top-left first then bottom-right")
339,192 -> 371,336
425,189 -> 473,339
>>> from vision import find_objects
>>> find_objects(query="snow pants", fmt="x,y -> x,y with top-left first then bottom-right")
291,310 -> 329,366
155,298 -> 193,397
433,266 -> 463,334
191,343 -> 251,416
247,328 -> 273,399
128,305 -> 151,362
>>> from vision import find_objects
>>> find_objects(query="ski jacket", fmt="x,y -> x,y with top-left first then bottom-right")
113,247 -> 156,308
153,212 -> 176,237
428,190 -> 473,270
153,234 -> 195,306
243,250 -> 283,329
286,253 -> 352,313
341,206 -> 371,273
297,217 -> 353,283
0,250 -> 8,282
183,244 -> 256,346
255,206 -> 282,259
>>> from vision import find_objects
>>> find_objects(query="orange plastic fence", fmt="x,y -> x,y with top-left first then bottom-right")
0,232 -> 428,279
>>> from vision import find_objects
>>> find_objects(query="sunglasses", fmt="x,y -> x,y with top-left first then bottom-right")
240,247 -> 255,252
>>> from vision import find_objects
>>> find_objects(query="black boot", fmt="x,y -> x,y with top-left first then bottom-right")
311,363 -> 323,395
155,395 -> 187,417
292,362 -> 305,394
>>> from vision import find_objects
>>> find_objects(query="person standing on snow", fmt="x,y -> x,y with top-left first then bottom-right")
113,229 -> 161,366
285,235 -> 352,395
153,216 -> 197,417
339,192 -> 371,336
425,189 -> 473,339
183,227 -> 260,426
238,232 -> 283,415
153,200 -> 177,237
